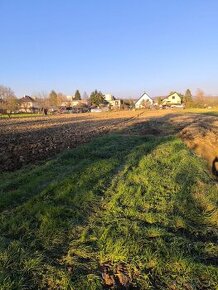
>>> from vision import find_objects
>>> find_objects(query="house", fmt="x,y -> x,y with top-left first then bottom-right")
60,99 -> 90,109
66,95 -> 73,101
109,99 -> 121,108
104,94 -> 115,102
71,102 -> 90,113
135,92 -> 154,109
19,96 -> 40,113
104,93 -> 123,109
71,99 -> 89,107
162,92 -> 182,106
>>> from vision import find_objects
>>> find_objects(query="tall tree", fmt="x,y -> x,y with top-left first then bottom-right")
33,92 -> 49,110
195,89 -> 205,108
90,90 -> 104,106
0,85 -> 17,117
74,90 -> 81,100
185,89 -> 192,98
183,89 -> 193,107
48,90 -> 58,107
57,92 -> 66,106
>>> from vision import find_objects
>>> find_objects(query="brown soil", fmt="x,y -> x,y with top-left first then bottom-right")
0,111 -> 148,172
1,110 -> 218,175
179,115 -> 218,175
101,262 -> 138,289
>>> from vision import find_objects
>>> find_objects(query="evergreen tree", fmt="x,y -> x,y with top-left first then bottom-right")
183,89 -> 193,106
48,90 -> 58,107
74,90 -> 81,100
185,89 -> 192,99
90,90 -> 104,106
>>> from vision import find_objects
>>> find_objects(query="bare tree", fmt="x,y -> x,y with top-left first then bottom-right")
194,89 -> 206,107
32,92 -> 49,113
0,85 -> 17,117
196,89 -> 205,99
57,92 -> 66,107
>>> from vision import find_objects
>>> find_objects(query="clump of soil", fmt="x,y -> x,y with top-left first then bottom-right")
101,262 -> 138,289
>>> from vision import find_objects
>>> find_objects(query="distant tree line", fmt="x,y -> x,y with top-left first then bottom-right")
182,88 -> 218,108
1,84 -> 218,118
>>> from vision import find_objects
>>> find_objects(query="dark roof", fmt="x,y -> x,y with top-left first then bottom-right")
19,95 -> 35,102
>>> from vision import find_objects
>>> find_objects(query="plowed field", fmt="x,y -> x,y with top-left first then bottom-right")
1,110 -> 218,174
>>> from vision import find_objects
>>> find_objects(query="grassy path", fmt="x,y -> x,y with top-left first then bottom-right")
0,135 -> 217,289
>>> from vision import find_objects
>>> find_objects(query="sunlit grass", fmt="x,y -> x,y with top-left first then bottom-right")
184,107 -> 218,116
0,113 -> 44,118
0,134 -> 217,289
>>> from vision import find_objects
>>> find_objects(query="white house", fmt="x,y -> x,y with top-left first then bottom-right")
109,99 -> 123,109
104,94 -> 115,102
104,93 -> 123,109
66,95 -> 73,101
135,92 -> 154,109
162,92 -> 182,106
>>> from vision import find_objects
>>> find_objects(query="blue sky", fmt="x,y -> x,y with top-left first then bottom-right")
0,0 -> 218,98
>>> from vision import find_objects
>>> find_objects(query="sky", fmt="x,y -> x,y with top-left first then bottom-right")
0,0 -> 218,98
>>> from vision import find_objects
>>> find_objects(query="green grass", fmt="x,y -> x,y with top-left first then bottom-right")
0,113 -> 44,118
184,107 -> 218,116
0,135 -> 217,289
201,111 -> 218,117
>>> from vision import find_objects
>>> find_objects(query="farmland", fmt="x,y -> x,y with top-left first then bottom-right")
1,109 -> 218,173
0,110 -> 143,172
0,109 -> 218,289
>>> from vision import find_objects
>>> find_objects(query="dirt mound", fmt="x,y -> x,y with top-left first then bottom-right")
121,112 -> 218,175
180,115 -> 218,175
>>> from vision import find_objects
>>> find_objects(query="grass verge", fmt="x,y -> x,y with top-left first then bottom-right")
0,134 -> 217,289
0,113 -> 44,119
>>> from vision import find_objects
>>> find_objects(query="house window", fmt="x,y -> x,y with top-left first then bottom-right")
172,96 -> 175,99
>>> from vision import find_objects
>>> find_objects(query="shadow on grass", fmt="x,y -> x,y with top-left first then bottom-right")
63,135 -> 217,289
119,112 -> 218,177
0,113 -> 217,289
0,134 -> 170,289
198,111 -> 218,117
